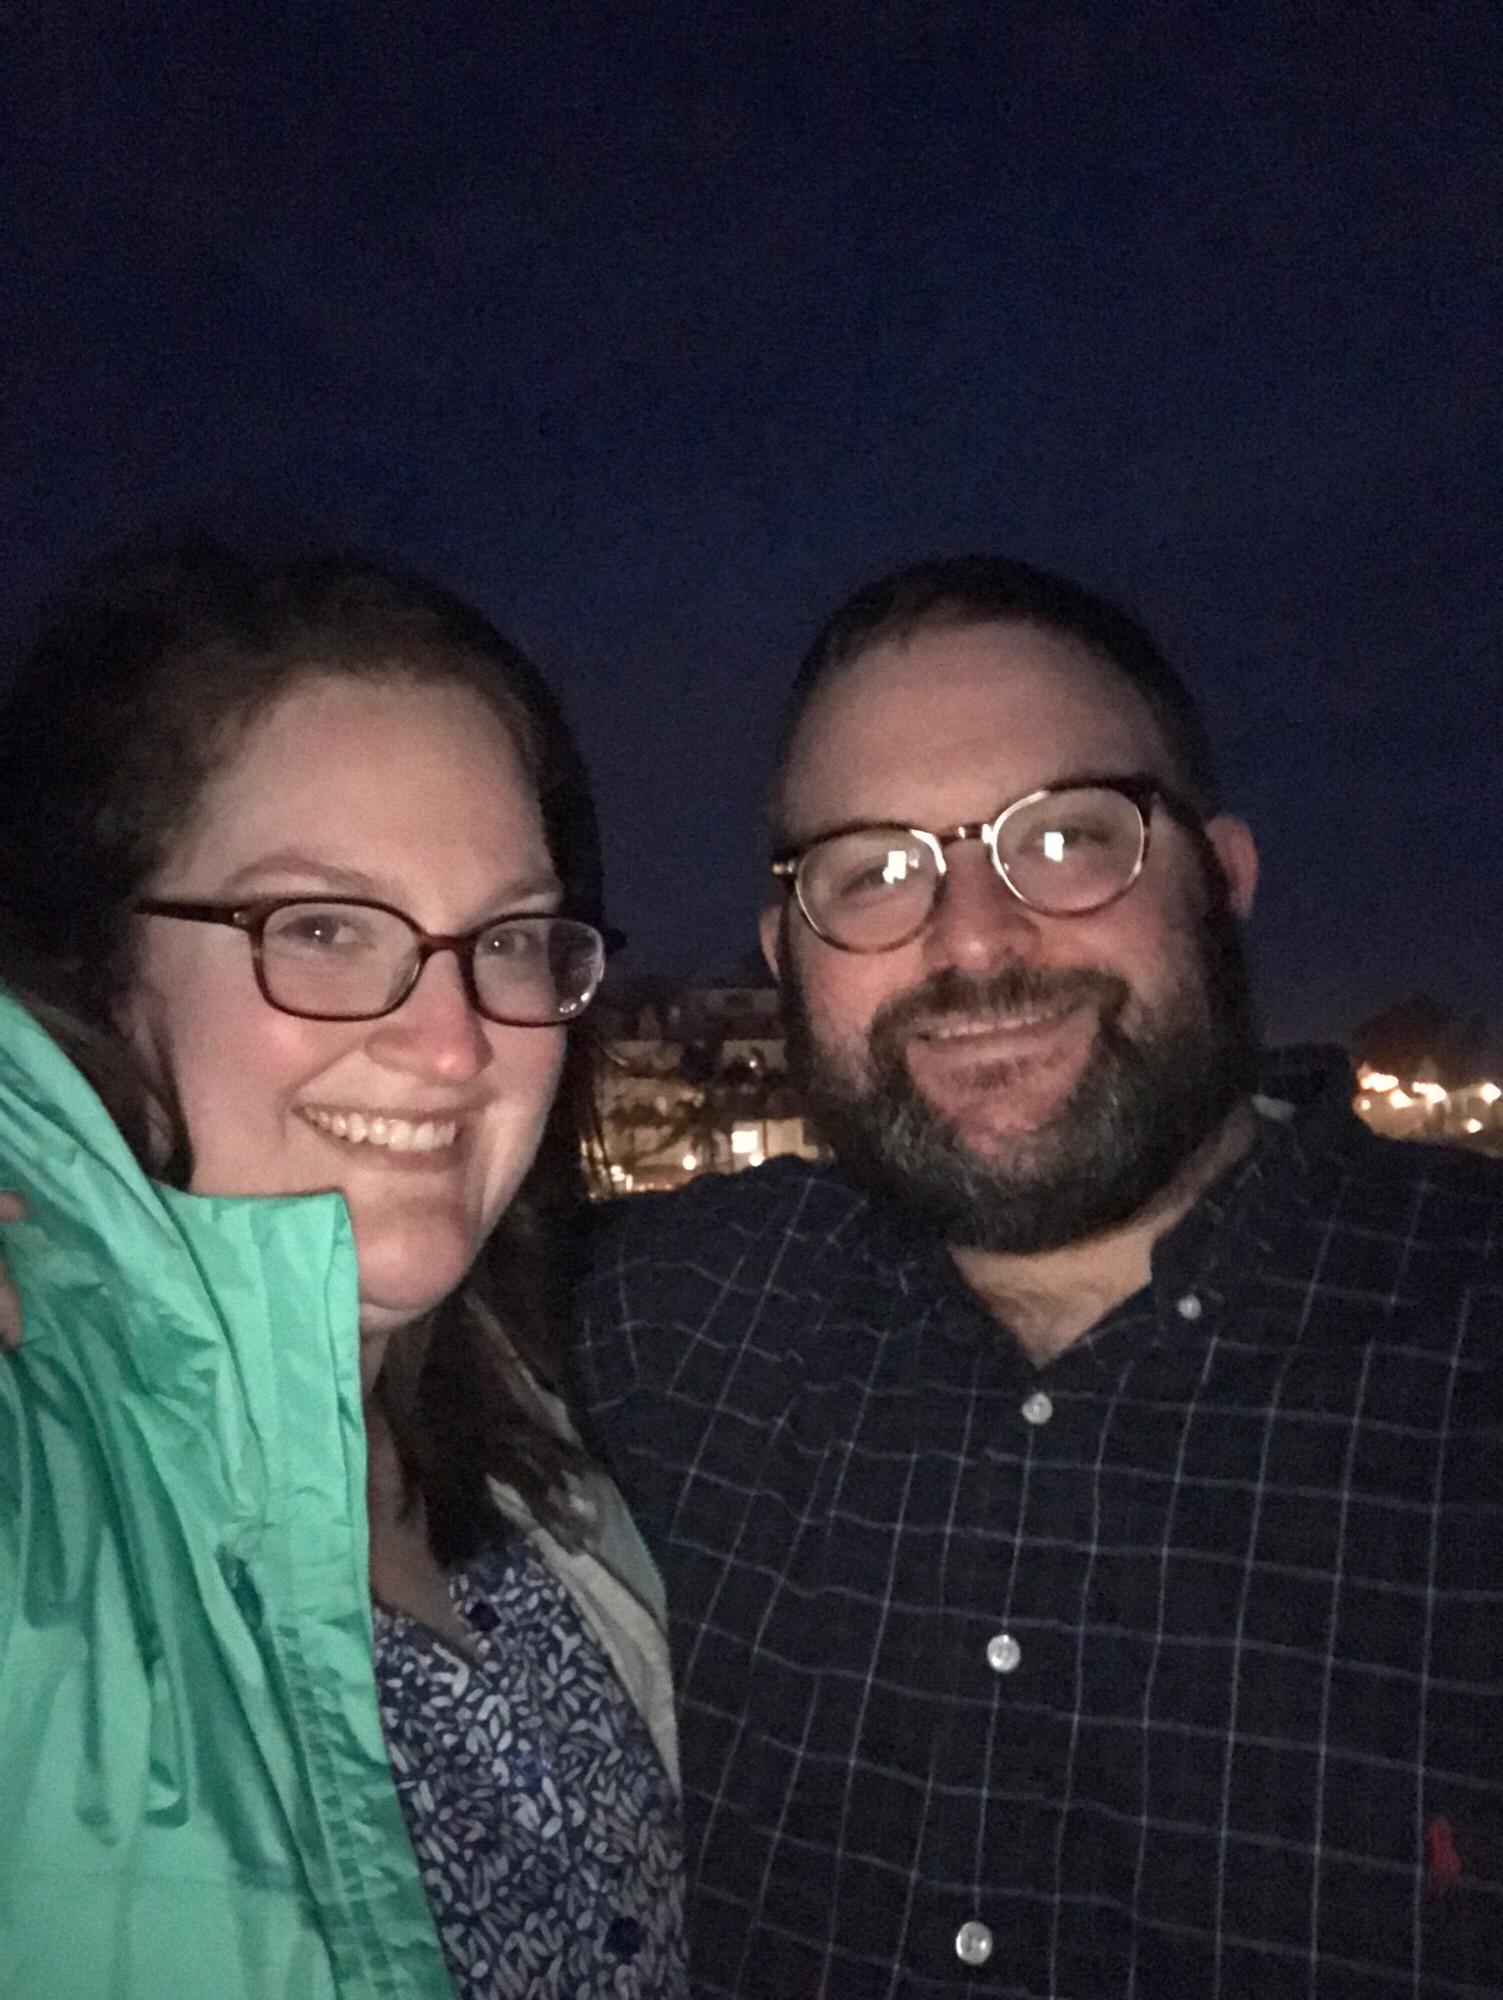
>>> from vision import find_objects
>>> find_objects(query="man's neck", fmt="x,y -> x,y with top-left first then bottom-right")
949,1100 -> 1259,1368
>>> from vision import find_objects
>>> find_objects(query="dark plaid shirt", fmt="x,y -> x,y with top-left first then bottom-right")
575,1052 -> 1503,1999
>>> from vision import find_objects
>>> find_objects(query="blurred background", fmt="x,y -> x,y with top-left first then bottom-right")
7,2 -> 1499,1095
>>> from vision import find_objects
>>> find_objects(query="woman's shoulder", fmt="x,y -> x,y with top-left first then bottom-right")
484,1379 -> 679,1786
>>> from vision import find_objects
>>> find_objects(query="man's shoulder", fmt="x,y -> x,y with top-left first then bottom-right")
572,1160 -> 885,1439
584,1155 -> 870,1277
1310,1118 -> 1503,1256
1275,1118 -> 1503,1369
1266,1047 -> 1503,1273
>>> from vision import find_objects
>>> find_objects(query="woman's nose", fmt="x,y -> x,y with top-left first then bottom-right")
365,950 -> 493,1081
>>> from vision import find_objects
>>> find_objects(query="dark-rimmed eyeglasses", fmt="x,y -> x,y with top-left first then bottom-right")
134,896 -> 609,1025
770,774 -> 1204,954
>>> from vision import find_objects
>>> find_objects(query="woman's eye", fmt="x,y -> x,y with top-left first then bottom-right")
479,922 -> 546,960
270,909 -> 374,952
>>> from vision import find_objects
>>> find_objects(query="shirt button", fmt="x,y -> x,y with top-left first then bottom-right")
1176,1292 -> 1203,1321
985,1632 -> 1021,1674
955,1919 -> 994,1965
605,1914 -> 643,1957
1021,1390 -> 1053,1425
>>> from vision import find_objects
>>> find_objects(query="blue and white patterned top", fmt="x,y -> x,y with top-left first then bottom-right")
373,1528 -> 687,2000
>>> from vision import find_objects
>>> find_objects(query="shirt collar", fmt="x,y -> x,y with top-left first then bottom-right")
838,1045 -> 1365,1361
1144,1045 -> 1362,1348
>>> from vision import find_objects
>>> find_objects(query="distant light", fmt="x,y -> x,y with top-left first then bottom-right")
682,1153 -> 698,1171
1388,1089 -> 1414,1109
730,1127 -> 760,1156
1480,1082 -> 1501,1105
1414,1081 -> 1448,1105
1360,1072 -> 1399,1092
1465,1118 -> 1483,1134
748,1149 -> 765,1167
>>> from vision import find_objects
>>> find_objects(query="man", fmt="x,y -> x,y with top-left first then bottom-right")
576,556 -> 1502,1998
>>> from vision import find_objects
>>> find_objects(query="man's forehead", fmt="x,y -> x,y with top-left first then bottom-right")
781,620 -> 1170,828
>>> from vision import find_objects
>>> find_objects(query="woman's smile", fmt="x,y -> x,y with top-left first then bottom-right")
297,1103 -> 464,1154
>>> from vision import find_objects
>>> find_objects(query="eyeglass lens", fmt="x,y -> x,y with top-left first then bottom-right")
258,903 -> 601,1022
797,785 -> 1147,949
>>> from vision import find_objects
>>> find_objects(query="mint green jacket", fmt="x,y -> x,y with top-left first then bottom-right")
0,995 -> 456,1999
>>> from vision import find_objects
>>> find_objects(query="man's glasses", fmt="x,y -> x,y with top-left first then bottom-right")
770,774 -> 1203,954
134,896 -> 608,1026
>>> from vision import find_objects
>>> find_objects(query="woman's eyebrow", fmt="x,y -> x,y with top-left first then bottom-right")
218,851 -> 383,896
484,871 -> 565,908
217,851 -> 564,908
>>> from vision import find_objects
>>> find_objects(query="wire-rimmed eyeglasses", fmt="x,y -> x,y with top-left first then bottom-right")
134,896 -> 610,1025
770,773 -> 1203,954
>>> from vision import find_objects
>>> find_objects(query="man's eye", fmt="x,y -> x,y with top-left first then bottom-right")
831,845 -> 925,901
834,864 -> 893,901
1029,818 -> 1113,861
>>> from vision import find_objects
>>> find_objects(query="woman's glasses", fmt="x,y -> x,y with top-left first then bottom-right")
134,896 -> 608,1025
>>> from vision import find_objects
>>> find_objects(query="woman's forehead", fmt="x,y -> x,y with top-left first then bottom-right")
164,674 -> 549,887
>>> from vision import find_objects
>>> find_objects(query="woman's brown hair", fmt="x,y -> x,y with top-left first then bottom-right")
0,537 -> 608,1558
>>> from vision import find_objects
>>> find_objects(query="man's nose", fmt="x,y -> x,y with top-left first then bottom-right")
922,847 -> 1045,973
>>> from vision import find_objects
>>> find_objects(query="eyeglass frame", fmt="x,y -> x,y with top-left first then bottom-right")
133,894 -> 619,1025
769,772 -> 1207,953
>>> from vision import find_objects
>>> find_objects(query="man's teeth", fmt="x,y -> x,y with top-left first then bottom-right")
300,1107 -> 459,1152
923,1010 -> 1065,1043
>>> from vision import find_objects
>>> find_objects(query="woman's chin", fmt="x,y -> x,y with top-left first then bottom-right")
357,1294 -> 441,1340
357,1262 -> 471,1329
350,1218 -> 482,1338
355,1277 -> 466,1395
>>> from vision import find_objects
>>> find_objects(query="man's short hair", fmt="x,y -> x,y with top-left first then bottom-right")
770,555 -> 1219,836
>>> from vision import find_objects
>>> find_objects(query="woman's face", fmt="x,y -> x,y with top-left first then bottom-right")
123,673 -> 568,1360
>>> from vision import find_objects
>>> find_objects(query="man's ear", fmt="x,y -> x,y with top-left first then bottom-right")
1205,814 -> 1259,919
758,899 -> 784,981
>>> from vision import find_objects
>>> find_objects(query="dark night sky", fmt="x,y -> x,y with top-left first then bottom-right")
6,2 -> 1501,1050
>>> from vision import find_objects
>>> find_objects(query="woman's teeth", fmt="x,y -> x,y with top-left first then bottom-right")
299,1107 -> 460,1153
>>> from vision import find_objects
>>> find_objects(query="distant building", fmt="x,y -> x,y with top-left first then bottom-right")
596,992 -> 1503,1194
1352,1065 -> 1503,1153
592,976 -> 825,1193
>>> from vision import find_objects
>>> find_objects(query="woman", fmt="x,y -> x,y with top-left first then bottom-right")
0,543 -> 684,1998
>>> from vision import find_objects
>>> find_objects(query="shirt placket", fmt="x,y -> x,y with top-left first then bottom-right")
908,1339 -> 1093,1988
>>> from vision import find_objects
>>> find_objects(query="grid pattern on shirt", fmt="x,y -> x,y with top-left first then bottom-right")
574,1055 -> 1503,2000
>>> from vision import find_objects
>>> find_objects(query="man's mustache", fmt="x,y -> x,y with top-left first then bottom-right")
868,963 -> 1130,1054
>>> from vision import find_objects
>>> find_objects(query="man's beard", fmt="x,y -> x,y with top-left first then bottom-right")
782,876 -> 1260,1255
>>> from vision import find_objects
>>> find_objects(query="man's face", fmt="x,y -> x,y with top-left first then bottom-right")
760,620 -> 1261,1252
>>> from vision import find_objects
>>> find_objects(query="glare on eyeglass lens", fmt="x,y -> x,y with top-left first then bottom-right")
780,781 -> 1163,953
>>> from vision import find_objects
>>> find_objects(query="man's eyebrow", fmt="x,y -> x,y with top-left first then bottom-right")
777,772 -> 1168,848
